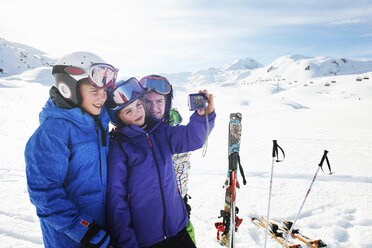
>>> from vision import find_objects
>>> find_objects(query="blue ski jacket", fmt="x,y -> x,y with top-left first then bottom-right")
107,111 -> 216,248
25,97 -> 110,247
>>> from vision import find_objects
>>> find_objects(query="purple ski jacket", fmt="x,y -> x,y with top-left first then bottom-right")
107,111 -> 216,247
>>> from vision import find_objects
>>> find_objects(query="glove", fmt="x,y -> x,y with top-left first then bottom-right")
81,221 -> 115,248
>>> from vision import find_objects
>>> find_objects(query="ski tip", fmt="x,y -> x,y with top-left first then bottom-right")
290,245 -> 303,248
230,112 -> 242,119
313,239 -> 327,247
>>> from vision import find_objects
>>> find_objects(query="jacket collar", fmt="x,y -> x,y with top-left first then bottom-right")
117,116 -> 162,137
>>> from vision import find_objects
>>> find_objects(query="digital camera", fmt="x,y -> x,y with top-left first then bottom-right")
188,93 -> 208,111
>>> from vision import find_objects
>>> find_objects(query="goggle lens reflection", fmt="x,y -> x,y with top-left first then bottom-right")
139,76 -> 171,95
88,63 -> 118,89
113,78 -> 143,105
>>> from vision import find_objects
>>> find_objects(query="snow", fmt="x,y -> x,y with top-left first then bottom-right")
1,40 -> 372,247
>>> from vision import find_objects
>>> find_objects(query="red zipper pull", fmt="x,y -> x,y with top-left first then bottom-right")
146,133 -> 153,147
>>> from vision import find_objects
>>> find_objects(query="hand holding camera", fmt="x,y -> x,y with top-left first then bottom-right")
188,90 -> 214,116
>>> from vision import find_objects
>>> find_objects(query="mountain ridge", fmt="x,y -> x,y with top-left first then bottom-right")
1,37 -> 372,87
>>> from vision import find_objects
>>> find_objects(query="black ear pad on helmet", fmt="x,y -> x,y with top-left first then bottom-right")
53,72 -> 80,106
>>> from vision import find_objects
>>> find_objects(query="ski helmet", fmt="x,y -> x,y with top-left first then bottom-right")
106,77 -> 144,126
52,51 -> 117,106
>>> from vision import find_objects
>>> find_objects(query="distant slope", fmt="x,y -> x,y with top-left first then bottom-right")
163,57 -> 264,87
0,38 -> 56,77
249,54 -> 372,81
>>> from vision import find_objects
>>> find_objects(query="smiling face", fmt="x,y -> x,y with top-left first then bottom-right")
79,81 -> 107,115
118,99 -> 146,126
142,91 -> 167,119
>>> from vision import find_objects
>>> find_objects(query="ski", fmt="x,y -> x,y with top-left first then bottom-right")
214,113 -> 246,247
280,220 -> 327,248
251,217 -> 303,248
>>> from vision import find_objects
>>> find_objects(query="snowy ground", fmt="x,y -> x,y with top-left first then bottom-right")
0,70 -> 371,247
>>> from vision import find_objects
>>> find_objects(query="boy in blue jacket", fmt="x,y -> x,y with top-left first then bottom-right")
106,78 -> 216,248
25,52 -> 117,248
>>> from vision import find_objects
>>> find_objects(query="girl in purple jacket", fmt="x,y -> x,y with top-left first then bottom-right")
106,78 -> 216,248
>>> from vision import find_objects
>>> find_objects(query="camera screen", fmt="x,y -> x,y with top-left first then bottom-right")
193,95 -> 206,109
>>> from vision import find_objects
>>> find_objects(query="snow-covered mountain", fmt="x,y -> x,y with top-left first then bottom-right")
250,54 -> 372,81
0,37 -> 55,77
161,57 -> 263,87
163,54 -> 372,88
221,57 -> 264,71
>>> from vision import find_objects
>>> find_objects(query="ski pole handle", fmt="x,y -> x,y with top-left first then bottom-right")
318,150 -> 328,167
272,140 -> 278,158
272,140 -> 285,162
318,150 -> 333,175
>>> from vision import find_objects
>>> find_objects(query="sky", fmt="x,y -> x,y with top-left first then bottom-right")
1,0 -> 372,76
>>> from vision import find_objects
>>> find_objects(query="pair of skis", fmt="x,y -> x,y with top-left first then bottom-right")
214,113 -> 246,247
251,217 -> 327,248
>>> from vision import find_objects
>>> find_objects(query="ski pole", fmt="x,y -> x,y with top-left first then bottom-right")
264,140 -> 285,248
282,150 -> 332,248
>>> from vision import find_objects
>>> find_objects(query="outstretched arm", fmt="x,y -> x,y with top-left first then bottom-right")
166,90 -> 216,154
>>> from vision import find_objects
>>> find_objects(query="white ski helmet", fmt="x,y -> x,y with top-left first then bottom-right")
52,51 -> 112,106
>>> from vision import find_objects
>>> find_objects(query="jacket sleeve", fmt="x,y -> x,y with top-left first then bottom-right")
25,119 -> 93,243
107,138 -> 139,248
167,111 -> 216,154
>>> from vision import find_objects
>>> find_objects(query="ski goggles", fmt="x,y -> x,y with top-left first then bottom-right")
53,63 -> 118,89
139,75 -> 171,95
87,63 -> 118,89
112,77 -> 144,105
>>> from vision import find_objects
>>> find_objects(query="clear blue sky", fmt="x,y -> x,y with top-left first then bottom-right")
1,0 -> 371,76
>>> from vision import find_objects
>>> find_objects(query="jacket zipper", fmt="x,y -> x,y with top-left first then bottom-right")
146,133 -> 167,239
94,119 -> 103,183
94,118 -> 105,212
